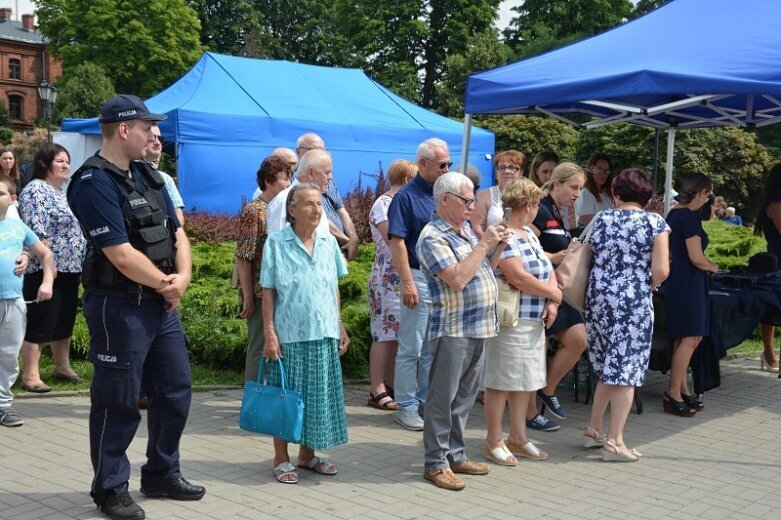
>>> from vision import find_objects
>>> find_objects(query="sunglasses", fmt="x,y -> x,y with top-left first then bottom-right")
425,157 -> 453,170
152,134 -> 165,146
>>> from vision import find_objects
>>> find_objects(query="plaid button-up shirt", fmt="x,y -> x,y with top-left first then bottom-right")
498,228 -> 552,321
417,217 -> 499,340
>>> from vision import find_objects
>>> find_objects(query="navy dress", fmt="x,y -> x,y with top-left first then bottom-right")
664,208 -> 710,338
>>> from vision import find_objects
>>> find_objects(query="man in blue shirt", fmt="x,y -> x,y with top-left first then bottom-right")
387,137 -> 452,431
68,95 -> 205,520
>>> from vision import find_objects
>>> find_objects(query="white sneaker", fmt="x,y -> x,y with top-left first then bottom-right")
395,408 -> 424,431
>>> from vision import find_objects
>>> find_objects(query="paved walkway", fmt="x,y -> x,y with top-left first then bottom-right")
1,357 -> 780,520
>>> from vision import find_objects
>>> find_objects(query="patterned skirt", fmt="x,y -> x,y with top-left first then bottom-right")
267,338 -> 348,450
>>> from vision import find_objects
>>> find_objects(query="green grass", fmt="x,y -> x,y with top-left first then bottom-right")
12,351 -> 244,396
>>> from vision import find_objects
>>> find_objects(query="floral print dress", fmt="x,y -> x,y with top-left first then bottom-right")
368,193 -> 401,341
584,209 -> 669,386
18,179 -> 86,273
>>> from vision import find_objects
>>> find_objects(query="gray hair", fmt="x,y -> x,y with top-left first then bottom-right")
271,147 -> 297,162
416,137 -> 449,162
433,172 -> 473,207
297,149 -> 332,185
296,133 -> 325,150
286,182 -> 322,224
454,162 -> 482,188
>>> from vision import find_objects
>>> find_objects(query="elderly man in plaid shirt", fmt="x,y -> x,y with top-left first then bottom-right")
416,172 -> 508,491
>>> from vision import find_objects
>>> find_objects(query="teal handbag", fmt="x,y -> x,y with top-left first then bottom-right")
239,358 -> 304,443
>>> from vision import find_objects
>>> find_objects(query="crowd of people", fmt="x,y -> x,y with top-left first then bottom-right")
3,92 -> 781,515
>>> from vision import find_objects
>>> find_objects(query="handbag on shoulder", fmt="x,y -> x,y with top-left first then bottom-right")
496,276 -> 520,327
239,358 -> 304,443
555,213 -> 600,313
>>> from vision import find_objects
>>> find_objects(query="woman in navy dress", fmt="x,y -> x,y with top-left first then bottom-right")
753,164 -> 781,374
663,173 -> 719,416
584,169 -> 669,462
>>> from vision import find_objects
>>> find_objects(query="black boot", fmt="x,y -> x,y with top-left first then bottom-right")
98,483 -> 145,520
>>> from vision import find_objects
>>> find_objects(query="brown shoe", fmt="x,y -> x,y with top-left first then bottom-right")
450,460 -> 490,475
138,396 -> 149,410
424,468 -> 465,491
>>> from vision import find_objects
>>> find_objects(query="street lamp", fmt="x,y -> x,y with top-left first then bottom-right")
37,80 -> 58,143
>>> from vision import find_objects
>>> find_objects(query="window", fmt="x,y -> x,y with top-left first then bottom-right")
8,95 -> 23,120
8,58 -> 21,80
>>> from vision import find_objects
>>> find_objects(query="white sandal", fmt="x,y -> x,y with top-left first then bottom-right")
483,444 -> 518,466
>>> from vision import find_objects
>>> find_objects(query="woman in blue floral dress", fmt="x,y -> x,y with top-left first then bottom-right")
583,169 -> 670,462
367,160 -> 415,410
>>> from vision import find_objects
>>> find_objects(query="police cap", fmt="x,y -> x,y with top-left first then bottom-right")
99,94 -> 167,123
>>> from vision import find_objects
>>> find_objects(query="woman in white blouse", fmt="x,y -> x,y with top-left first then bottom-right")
576,153 -> 615,226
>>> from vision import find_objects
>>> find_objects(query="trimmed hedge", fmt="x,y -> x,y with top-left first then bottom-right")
72,241 -> 377,379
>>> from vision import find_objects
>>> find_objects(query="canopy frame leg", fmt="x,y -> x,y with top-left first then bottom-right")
663,127 -> 676,215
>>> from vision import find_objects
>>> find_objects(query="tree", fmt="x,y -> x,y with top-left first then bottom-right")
35,0 -> 204,97
421,0 -> 501,108
436,29 -> 511,118
187,0 -> 256,54
335,0 -> 426,102
478,115 -> 581,162
54,62 -> 116,120
632,0 -> 670,18
504,0 -> 632,58
242,0 -> 357,66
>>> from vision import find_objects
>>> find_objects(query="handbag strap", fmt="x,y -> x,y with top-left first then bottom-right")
578,210 -> 602,244
257,358 -> 288,390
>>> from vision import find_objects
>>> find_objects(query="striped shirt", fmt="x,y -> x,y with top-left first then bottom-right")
499,227 -> 552,320
417,217 -> 499,340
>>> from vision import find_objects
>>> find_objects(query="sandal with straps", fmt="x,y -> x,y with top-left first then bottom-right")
368,391 -> 399,410
601,440 -> 639,462
483,443 -> 517,466
297,456 -> 337,475
583,426 -> 607,448
273,461 -> 298,484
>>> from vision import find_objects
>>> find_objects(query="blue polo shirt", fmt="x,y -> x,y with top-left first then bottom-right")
68,159 -> 179,251
387,173 -> 435,269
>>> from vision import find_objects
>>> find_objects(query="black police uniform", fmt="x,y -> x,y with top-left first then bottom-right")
67,156 -> 192,503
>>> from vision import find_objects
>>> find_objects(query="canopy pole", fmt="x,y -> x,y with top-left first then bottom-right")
663,127 -> 676,215
652,128 -> 660,189
460,113 -> 473,174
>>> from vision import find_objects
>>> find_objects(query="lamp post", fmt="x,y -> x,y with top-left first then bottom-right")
37,80 -> 58,143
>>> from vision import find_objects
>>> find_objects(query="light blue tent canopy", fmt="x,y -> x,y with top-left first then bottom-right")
462,0 -> 781,211
62,52 -> 494,214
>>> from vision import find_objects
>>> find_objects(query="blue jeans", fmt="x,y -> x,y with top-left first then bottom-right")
394,269 -> 432,412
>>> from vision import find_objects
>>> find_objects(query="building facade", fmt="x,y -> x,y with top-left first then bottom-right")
0,8 -> 61,130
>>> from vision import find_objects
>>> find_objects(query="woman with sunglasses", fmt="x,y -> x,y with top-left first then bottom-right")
471,150 -> 527,238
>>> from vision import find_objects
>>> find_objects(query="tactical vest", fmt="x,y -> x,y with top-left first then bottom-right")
69,156 -> 177,292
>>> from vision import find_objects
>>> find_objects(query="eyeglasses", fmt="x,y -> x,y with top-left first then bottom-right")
425,157 -> 453,170
447,192 -> 476,207
496,164 -> 521,172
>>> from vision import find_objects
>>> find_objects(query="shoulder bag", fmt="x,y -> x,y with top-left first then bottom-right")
496,276 -> 520,327
239,358 -> 304,443
554,213 -> 600,313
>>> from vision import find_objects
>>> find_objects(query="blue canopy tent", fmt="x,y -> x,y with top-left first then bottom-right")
62,52 -> 494,214
462,0 -> 781,212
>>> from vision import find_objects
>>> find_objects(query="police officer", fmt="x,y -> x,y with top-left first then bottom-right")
68,95 -> 205,520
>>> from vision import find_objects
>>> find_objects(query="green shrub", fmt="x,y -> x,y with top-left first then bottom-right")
703,220 -> 767,270
68,239 -> 378,379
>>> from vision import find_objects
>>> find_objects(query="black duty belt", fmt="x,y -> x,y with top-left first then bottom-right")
88,285 -> 163,304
